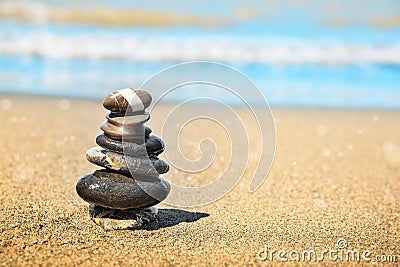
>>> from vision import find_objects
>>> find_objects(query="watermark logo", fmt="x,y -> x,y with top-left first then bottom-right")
123,61 -> 276,207
336,238 -> 348,249
257,238 -> 398,263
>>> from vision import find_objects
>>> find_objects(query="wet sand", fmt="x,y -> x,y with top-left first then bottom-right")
0,94 -> 399,265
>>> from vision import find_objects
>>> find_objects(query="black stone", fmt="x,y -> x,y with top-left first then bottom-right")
96,134 -> 164,156
76,169 -> 170,209
145,135 -> 165,156
96,134 -> 147,156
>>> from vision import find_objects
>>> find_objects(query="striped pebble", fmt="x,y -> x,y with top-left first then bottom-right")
103,88 -> 152,113
106,110 -> 150,126
100,121 -> 152,141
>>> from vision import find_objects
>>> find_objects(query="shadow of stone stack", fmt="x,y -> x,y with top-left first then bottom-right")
76,88 -> 170,230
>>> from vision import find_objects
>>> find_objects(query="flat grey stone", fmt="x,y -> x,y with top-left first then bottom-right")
86,146 -> 169,176
76,169 -> 170,209
89,204 -> 158,230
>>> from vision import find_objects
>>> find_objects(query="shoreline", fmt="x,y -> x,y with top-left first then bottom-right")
1,92 -> 399,111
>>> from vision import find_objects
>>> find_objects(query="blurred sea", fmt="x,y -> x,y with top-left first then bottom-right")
0,0 -> 399,108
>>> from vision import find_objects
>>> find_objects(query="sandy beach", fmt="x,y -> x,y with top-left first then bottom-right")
0,94 -> 399,266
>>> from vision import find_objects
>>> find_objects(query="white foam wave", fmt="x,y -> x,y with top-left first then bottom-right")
0,31 -> 399,65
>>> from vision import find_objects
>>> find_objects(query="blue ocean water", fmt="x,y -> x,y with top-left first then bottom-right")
0,0 -> 399,108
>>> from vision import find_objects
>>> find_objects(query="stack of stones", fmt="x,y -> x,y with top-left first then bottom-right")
76,88 -> 170,230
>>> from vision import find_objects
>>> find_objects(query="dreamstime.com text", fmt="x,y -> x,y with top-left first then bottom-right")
257,239 -> 398,263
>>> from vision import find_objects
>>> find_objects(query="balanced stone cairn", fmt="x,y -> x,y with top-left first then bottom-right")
76,88 -> 170,230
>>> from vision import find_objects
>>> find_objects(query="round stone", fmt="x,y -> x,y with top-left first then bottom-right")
96,134 -> 164,156
100,121 -> 152,140
106,111 -> 150,127
103,88 -> 152,113
76,169 -> 170,209
86,146 -> 169,176
89,204 -> 158,230
145,135 -> 165,155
